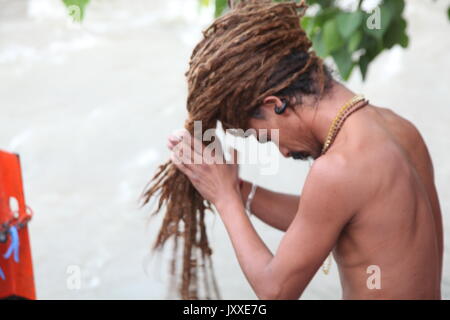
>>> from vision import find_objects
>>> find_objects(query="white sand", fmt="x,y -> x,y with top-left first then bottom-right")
0,0 -> 449,299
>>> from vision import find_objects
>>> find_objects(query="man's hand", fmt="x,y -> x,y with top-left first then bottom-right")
167,129 -> 240,207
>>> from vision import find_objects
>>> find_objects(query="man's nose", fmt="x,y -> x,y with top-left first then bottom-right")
279,146 -> 290,158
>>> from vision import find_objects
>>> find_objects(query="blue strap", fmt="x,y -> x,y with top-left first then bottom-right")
0,266 -> 5,280
3,226 -> 20,263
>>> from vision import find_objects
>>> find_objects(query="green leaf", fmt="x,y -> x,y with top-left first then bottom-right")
358,34 -> 383,80
301,16 -> 315,36
348,30 -> 362,52
323,20 -> 343,54
384,0 -> 405,17
214,0 -> 228,18
336,11 -> 364,39
312,7 -> 340,27
447,6 -> 450,20
361,33 -> 383,58
359,54 -> 371,80
399,31 -> 409,48
313,31 -> 328,58
383,18 -> 408,49
332,47 -> 354,80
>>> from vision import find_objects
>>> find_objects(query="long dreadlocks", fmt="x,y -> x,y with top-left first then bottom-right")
141,0 -> 332,299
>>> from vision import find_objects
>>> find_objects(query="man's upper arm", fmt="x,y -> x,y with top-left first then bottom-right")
265,156 -> 357,299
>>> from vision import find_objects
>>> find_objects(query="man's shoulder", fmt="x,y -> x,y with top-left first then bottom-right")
302,153 -> 362,216
309,152 -> 352,186
375,106 -> 423,144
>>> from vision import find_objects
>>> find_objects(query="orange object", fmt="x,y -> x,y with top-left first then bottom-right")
0,150 -> 36,300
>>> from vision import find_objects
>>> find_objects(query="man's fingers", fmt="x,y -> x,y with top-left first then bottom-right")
167,138 -> 179,151
167,128 -> 187,151
183,136 -> 204,156
172,147 -> 194,165
168,135 -> 181,144
171,129 -> 205,156
170,152 -> 192,169
173,128 -> 189,139
170,129 -> 230,165
170,152 -> 203,185
171,152 -> 192,175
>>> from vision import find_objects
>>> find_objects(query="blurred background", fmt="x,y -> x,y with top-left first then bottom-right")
0,0 -> 449,299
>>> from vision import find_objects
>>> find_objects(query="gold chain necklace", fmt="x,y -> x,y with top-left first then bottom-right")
321,94 -> 366,155
321,94 -> 368,275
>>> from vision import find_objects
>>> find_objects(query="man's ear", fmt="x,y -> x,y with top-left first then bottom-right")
263,95 -> 281,107
263,96 -> 288,115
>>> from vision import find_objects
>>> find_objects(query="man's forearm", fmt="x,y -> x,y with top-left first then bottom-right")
215,191 -> 278,299
240,180 -> 299,231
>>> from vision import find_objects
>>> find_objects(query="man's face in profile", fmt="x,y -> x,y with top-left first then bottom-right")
246,95 -> 322,161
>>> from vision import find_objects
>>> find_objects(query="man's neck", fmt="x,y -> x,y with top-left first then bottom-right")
309,82 -> 360,151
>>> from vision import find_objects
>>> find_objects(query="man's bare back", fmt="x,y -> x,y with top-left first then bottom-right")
330,105 -> 442,299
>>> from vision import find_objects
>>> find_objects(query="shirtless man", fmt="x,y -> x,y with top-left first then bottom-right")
159,0 -> 443,299
168,80 -> 443,300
